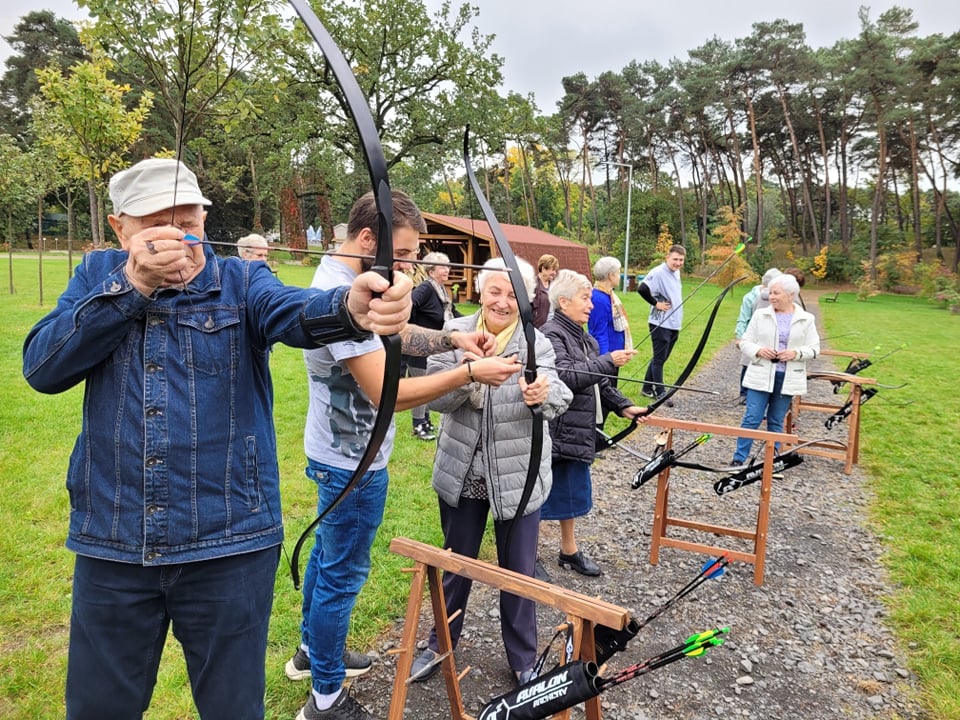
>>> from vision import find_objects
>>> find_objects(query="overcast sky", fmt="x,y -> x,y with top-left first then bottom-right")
2,0 -> 958,110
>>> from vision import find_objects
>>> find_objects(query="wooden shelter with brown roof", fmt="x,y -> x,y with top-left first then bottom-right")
420,213 -> 592,302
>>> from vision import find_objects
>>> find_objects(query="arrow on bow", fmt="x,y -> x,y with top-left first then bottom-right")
592,554 -> 729,664
286,0 -> 399,590
462,125 -> 543,553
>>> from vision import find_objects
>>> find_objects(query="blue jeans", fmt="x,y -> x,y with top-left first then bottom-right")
733,372 -> 793,462
300,460 -> 388,694
66,547 -> 279,720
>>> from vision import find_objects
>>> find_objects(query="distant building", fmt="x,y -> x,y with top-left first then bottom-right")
420,213 -> 591,302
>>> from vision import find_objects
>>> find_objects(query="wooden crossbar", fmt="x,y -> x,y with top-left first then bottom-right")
388,537 -> 632,720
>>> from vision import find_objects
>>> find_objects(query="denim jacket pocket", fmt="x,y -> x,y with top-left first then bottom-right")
177,307 -> 241,375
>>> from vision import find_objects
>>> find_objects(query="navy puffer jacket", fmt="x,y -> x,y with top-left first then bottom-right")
541,311 -> 633,464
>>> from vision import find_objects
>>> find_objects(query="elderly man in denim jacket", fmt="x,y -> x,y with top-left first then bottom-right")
22,158 -> 411,720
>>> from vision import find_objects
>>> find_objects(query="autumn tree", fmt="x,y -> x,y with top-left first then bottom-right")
33,54 -> 153,245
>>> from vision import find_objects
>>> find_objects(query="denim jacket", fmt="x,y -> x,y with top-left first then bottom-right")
23,246 -> 370,565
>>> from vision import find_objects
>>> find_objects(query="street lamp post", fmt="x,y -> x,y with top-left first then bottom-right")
601,160 -> 633,292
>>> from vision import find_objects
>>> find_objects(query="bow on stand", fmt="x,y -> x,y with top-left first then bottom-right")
475,556 -> 731,720
462,125 -> 543,553
287,0 -> 399,589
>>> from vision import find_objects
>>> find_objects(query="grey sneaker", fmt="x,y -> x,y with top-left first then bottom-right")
296,689 -> 371,720
285,648 -> 374,681
409,648 -> 441,682
516,668 -> 538,686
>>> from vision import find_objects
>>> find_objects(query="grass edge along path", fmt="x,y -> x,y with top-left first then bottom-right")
819,292 -> 960,720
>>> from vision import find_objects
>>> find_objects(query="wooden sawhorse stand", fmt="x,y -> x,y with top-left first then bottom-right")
784,370 -> 877,474
387,537 -> 632,720
642,417 -> 798,586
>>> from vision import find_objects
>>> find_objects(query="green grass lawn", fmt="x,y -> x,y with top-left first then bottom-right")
0,256 -> 957,718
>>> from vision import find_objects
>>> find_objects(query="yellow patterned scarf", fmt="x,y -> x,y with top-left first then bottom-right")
477,311 -> 519,355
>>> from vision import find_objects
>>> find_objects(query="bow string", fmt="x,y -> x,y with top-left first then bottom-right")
600,274 -> 749,449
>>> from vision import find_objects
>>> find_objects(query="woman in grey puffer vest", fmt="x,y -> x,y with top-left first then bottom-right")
408,258 -> 572,687
540,270 -> 647,578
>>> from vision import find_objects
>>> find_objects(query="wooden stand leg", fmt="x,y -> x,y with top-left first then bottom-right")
847,385 -> 862,472
388,564 -> 428,720
427,565 -> 469,720
752,445 -> 774,586
649,430 -> 674,566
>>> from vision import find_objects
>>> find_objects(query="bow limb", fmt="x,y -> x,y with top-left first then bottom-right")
462,127 -> 543,547
600,275 -> 748,450
287,0 -> 399,589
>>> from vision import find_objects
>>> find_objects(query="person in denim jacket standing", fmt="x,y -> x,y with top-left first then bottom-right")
21,158 -> 413,720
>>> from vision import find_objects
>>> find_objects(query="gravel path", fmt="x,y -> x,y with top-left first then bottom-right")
345,299 -> 925,720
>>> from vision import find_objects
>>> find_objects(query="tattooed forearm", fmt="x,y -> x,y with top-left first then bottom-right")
400,325 -> 454,356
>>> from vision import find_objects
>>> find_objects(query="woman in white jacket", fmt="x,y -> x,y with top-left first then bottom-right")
733,274 -> 820,463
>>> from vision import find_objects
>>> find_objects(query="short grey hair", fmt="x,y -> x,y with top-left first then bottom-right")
237,233 -> 269,254
593,256 -> 621,282
761,267 -> 782,286
549,269 -> 592,310
769,273 -> 799,300
421,251 -> 449,268
476,257 -> 536,301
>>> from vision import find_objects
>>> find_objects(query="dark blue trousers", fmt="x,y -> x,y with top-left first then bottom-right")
66,547 -> 279,720
428,496 -> 540,672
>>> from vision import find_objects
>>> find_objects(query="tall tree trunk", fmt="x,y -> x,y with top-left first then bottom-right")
744,92 -> 764,243
248,152 -> 264,233
868,117 -> 887,281
502,140 -> 513,225
87,180 -> 101,247
812,97 -> 832,247
588,170 -> 601,247
516,142 -> 532,226
838,128 -> 850,251
576,135 -> 588,243
669,152 -> 687,245
905,118 -> 923,262
280,183 -> 305,250
777,86 -> 820,249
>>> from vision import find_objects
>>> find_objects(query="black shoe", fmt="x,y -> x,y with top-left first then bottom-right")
558,550 -> 601,576
655,393 -> 675,408
641,389 -> 656,398
297,689 -> 371,720
285,648 -> 373,681
534,559 -> 553,583
343,649 -> 374,678
413,424 -> 436,441
409,648 -> 441,682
